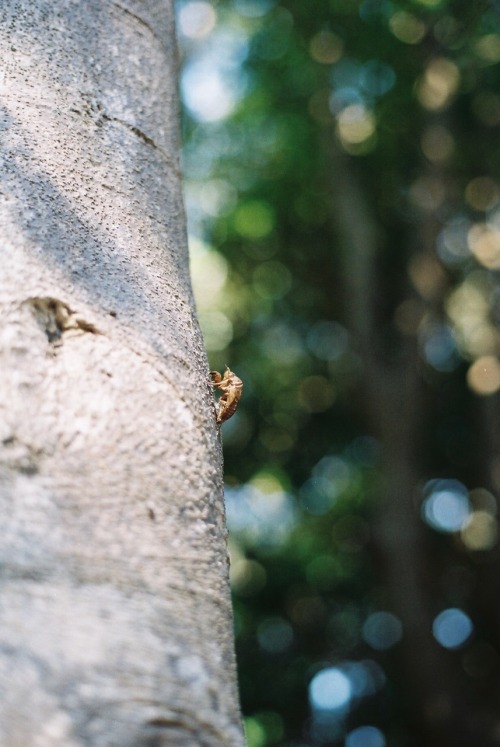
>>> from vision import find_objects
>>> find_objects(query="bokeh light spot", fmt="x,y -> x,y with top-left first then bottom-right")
361,61 -> 396,97
409,176 -> 446,211
310,30 -> 343,64
244,717 -> 266,747
422,480 -> 471,533
307,321 -> 349,361
257,617 -> 294,654
190,244 -> 228,308
309,667 -> 352,711
300,455 -> 353,514
467,356 -> 500,395
345,659 -> 386,697
226,478 -> 298,548
198,178 -> 238,217
475,34 -> 500,64
445,275 -> 497,358
433,608 -> 473,649
182,63 -> 237,122
178,1 -> 217,39
362,611 -> 403,651
198,310 -> 233,351
461,511 -> 498,551
234,0 -> 276,17
409,253 -> 446,300
298,376 -> 336,413
421,124 -> 454,163
249,712 -> 284,744
469,488 -> 497,516
337,104 -> 376,145
421,323 -> 459,372
389,11 -> 426,44
465,177 -> 500,212
345,725 -> 386,747
468,223 -> 500,269
233,200 -> 275,239
416,58 -> 460,110
437,216 -> 471,264
252,260 -> 292,300
261,323 -> 304,364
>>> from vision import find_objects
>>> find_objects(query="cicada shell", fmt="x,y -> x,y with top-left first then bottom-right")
211,367 -> 243,424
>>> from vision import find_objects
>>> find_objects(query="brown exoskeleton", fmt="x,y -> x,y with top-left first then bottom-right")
210,366 -> 243,424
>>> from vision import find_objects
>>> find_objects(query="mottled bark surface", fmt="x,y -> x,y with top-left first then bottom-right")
0,1 -> 243,745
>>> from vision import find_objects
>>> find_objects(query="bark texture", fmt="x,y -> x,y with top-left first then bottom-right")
0,2 -> 244,745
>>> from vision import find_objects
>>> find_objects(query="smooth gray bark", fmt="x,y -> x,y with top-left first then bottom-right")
0,1 -> 244,745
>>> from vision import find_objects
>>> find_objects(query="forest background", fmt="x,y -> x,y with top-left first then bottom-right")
177,1 -> 500,745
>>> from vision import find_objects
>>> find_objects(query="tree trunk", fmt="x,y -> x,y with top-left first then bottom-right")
0,2 -> 244,745
328,142 -> 491,746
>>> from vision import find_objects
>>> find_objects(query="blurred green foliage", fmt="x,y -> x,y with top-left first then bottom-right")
178,0 -> 500,745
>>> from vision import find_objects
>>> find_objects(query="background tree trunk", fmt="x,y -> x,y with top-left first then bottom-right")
0,1 -> 244,745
